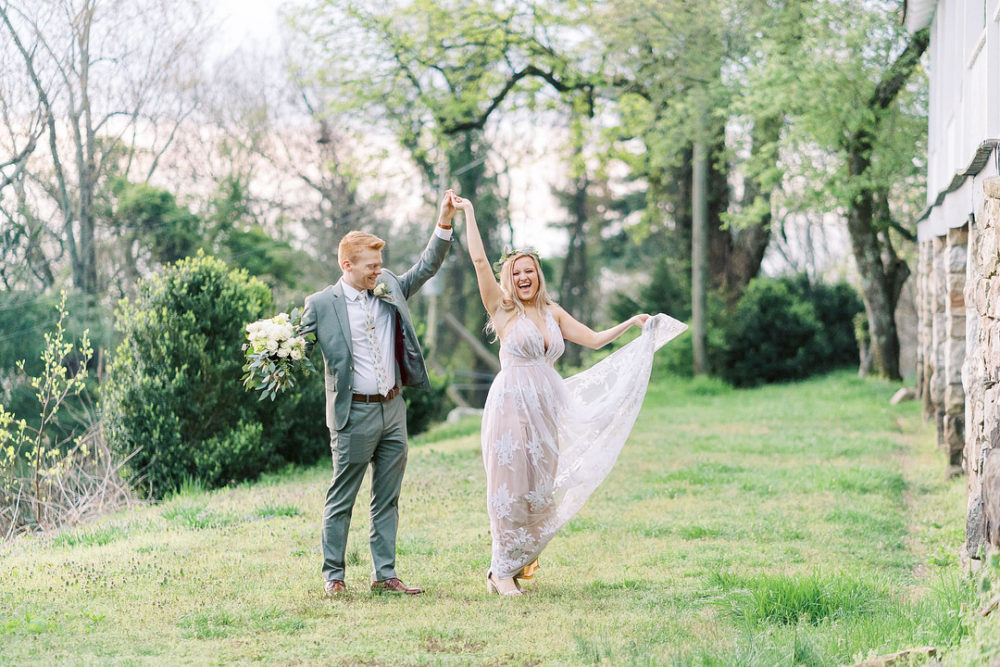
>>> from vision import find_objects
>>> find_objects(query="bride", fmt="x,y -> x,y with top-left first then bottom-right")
452,194 -> 687,596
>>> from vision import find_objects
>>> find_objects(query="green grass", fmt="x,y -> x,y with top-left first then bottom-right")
0,370 -> 985,664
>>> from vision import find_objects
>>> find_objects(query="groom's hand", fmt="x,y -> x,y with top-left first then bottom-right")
437,189 -> 457,229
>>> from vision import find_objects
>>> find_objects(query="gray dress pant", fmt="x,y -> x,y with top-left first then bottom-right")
321,394 -> 408,583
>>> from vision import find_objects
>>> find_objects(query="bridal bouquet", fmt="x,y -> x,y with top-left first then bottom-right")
241,310 -> 315,401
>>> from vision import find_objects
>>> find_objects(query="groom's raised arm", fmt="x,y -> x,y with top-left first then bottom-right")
396,190 -> 456,299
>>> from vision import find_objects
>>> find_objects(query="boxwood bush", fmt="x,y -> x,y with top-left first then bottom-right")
104,253 -> 278,497
720,276 -> 863,387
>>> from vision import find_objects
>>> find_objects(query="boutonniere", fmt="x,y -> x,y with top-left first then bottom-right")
372,281 -> 392,300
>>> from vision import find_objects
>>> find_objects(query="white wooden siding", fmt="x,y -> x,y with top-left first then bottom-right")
919,0 -> 1000,239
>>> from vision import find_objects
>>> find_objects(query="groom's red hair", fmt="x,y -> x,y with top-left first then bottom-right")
338,231 -> 386,267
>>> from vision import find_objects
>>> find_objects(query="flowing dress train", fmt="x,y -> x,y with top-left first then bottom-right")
481,312 -> 687,579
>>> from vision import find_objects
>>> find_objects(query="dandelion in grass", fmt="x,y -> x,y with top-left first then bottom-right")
241,309 -> 315,401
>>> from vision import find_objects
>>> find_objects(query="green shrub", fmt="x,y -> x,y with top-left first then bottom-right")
263,370 -> 328,466
610,256 -> 691,324
404,369 -> 452,437
720,278 -> 823,387
103,252 -> 277,497
786,275 -> 864,370
719,276 -> 863,387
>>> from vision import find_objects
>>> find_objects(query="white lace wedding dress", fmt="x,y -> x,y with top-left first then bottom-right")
481,312 -> 688,579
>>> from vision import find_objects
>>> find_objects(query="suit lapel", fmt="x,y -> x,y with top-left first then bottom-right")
331,281 -> 353,357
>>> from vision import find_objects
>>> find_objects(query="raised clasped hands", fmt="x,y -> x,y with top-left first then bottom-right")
438,189 -> 458,226
449,192 -> 474,214
438,190 -> 474,230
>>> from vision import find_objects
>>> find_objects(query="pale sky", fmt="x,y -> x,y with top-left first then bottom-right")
211,0 -> 282,41
209,0 -> 288,62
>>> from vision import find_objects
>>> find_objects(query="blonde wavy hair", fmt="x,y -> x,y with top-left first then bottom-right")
485,251 -> 554,339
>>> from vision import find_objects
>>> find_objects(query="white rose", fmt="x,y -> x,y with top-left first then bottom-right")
290,348 -> 303,361
277,347 -> 290,358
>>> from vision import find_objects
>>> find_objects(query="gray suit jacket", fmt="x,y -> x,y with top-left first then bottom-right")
300,232 -> 450,431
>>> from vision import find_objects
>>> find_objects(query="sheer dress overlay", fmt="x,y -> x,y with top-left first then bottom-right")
481,312 -> 687,578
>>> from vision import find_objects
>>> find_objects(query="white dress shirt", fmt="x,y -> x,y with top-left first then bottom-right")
342,281 -> 395,396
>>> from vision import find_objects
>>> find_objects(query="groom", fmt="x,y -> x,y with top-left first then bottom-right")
300,190 -> 457,596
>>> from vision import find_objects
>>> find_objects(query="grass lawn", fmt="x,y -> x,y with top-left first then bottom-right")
0,370 -> 984,665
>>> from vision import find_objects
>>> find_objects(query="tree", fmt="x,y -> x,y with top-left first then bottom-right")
605,0 -> 927,379
595,0 -> 752,371
742,0 -> 928,379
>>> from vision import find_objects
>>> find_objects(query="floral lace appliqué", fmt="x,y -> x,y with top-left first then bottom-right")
492,430 -> 517,469
490,483 -> 515,520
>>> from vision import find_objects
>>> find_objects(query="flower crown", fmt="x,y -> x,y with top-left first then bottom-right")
492,246 -> 541,279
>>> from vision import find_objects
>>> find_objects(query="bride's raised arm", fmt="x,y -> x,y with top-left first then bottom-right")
551,304 -> 649,350
453,196 -> 502,315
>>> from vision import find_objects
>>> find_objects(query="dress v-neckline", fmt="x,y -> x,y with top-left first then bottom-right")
523,311 -> 551,353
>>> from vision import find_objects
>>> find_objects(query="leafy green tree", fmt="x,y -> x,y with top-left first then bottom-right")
201,175 -> 310,303
738,0 -> 928,379
603,0 -> 926,380
102,175 -> 314,304
103,178 -> 203,288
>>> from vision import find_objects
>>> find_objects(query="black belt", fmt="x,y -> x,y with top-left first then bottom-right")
352,385 -> 400,403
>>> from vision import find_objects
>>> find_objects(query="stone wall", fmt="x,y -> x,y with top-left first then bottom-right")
930,236 -> 948,442
964,176 -> 1000,557
918,227 -> 968,471
943,225 -> 968,469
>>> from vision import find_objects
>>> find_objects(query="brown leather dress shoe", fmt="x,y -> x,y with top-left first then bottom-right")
324,579 -> 345,596
370,577 -> 423,595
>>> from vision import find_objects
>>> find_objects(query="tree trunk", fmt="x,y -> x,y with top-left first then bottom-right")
76,1 -> 99,295
722,115 -> 780,304
446,132 -> 503,405
560,170 -> 590,368
840,27 -> 928,380
845,195 -> 905,381
692,140 -> 709,375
